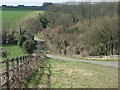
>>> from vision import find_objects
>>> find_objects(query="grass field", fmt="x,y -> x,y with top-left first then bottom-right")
2,45 -> 24,58
0,45 -> 24,70
24,58 -> 118,88
2,11 -> 34,31
1,10 -> 43,59
2,10 -> 44,31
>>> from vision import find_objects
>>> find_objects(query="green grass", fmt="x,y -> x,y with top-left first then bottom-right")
49,58 -> 118,88
22,63 -> 47,88
2,11 -> 44,31
2,11 -> 34,31
0,45 -> 24,70
24,58 -> 118,88
2,45 -> 24,58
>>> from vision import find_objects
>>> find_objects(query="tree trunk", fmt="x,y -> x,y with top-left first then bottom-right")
111,36 -> 114,55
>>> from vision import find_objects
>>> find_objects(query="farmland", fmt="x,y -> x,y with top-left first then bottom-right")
2,45 -> 24,58
1,10 -> 42,59
2,11 -> 34,31
2,10 -> 33,58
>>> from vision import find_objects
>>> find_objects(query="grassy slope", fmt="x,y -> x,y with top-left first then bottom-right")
49,58 -> 118,88
24,58 -> 118,88
2,11 -> 33,31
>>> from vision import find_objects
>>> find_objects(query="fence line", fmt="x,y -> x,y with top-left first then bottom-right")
0,54 -> 46,89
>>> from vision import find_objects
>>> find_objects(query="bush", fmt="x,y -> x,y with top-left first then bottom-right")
2,31 -> 7,44
89,45 -> 106,56
2,31 -> 18,45
7,34 -> 17,44
1,49 -> 10,58
19,35 -> 26,47
22,39 -> 36,54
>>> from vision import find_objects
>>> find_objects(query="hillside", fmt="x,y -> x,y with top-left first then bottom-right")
0,2 -> 119,88
1,2 -> 119,57
35,2 -> 118,57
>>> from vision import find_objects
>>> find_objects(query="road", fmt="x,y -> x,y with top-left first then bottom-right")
47,54 -> 119,68
34,36 -> 119,68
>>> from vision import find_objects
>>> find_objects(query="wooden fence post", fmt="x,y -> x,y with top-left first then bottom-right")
25,56 -> 27,75
20,56 -> 23,81
1,54 -> 44,88
6,59 -> 10,89
11,58 -> 15,87
28,55 -> 30,74
19,56 -> 22,88
17,57 -> 20,88
16,57 -> 19,73
26,56 -> 28,74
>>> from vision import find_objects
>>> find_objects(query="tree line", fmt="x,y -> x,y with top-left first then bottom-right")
7,2 -> 118,56
37,2 -> 118,56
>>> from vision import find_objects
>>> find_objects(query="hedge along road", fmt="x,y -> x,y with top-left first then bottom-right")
46,54 -> 119,68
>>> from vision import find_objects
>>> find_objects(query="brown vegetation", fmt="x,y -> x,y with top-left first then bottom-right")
23,2 -> 118,56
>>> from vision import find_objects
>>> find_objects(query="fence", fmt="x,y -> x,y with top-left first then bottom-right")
0,54 -> 46,89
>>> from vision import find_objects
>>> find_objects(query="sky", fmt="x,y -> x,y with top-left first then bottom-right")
0,0 -> 69,6
0,0 -> 119,6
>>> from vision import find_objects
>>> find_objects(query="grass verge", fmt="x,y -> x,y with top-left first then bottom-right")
48,53 -> 118,62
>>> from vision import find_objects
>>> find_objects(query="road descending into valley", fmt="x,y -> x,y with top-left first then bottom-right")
34,36 -> 119,68
47,54 -> 119,68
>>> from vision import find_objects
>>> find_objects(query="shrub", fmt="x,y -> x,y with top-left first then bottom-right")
7,33 -> 17,44
1,49 -> 10,58
2,31 -> 7,44
19,35 -> 26,47
89,45 -> 105,56
2,32 -> 18,45
22,39 -> 36,54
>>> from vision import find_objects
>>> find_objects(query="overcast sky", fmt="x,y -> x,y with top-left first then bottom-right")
0,0 -> 118,6
0,0 -> 69,6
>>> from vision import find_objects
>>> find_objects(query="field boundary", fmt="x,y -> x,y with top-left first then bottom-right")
0,54 -> 46,88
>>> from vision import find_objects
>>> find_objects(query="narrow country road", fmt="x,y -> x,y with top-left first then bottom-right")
47,54 -> 119,68
34,36 -> 119,68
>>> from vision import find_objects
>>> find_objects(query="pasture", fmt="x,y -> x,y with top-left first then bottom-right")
0,45 -> 24,70
1,10 -> 43,59
2,45 -> 24,58
2,11 -> 34,31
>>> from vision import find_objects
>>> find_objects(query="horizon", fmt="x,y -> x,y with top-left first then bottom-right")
0,0 -> 68,6
0,0 -> 119,6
